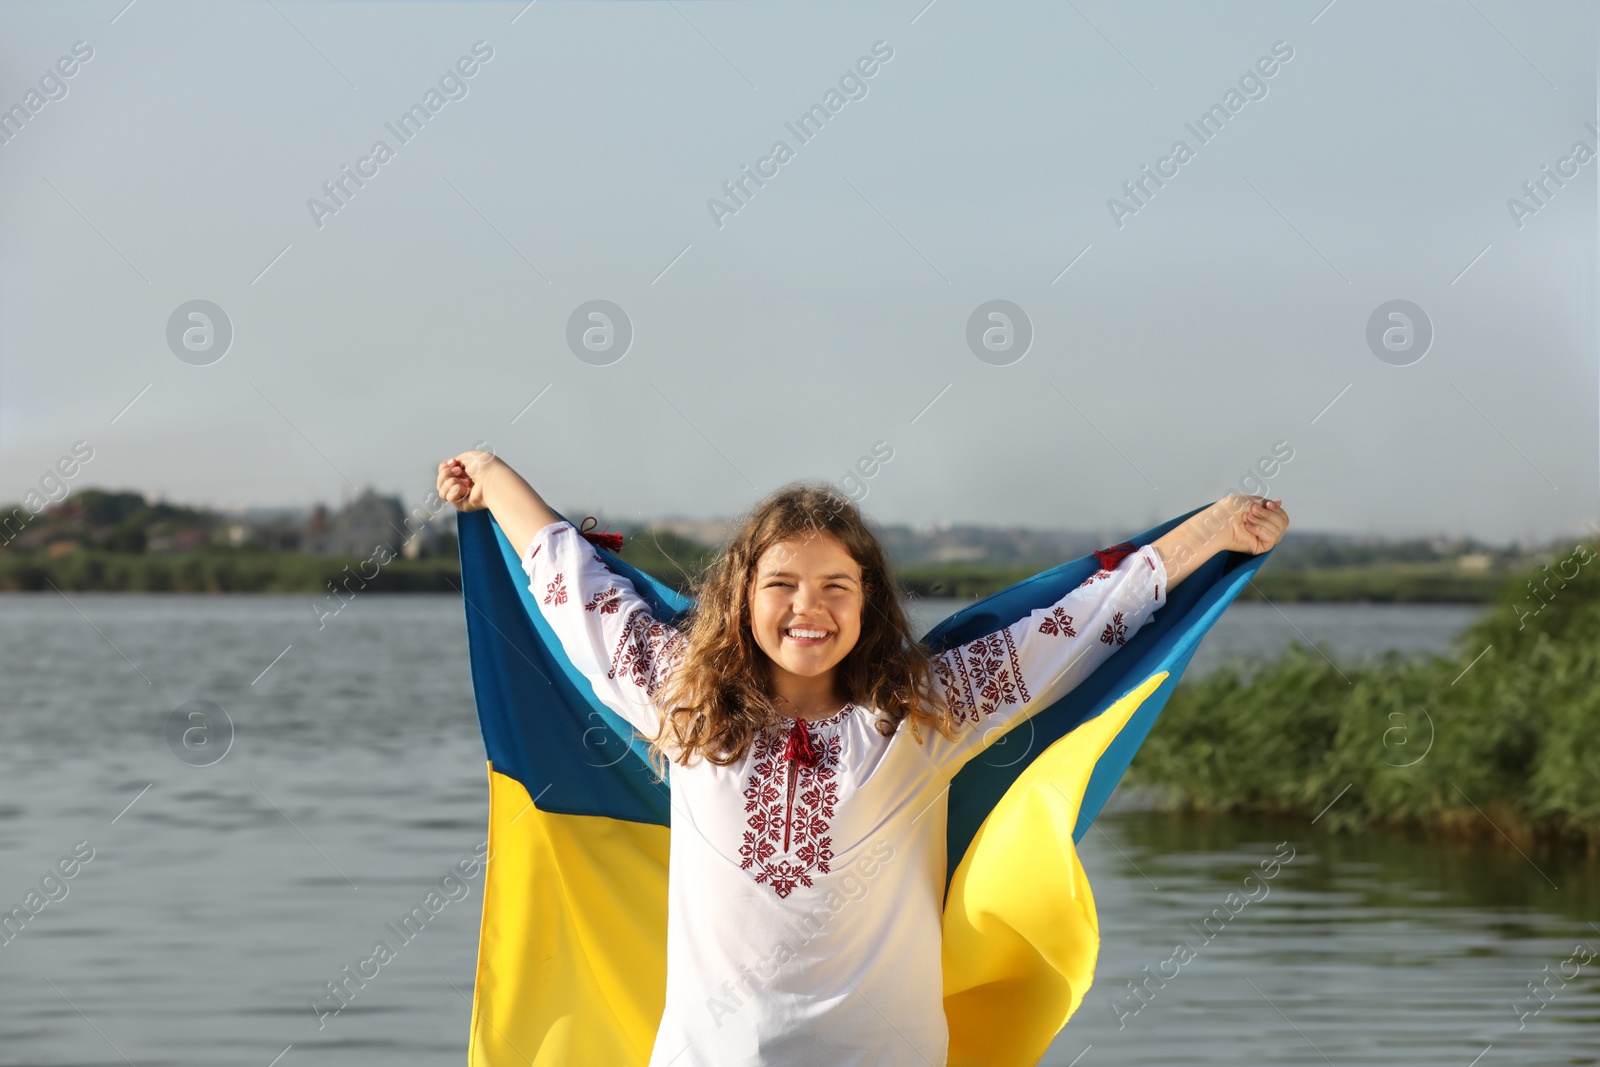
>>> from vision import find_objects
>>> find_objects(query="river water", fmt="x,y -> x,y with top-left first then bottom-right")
1,594 -> 1594,1065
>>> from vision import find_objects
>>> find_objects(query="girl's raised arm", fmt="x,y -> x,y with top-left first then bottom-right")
917,495 -> 1287,774
437,451 -> 561,561
439,450 -> 684,739
919,540 -> 1168,774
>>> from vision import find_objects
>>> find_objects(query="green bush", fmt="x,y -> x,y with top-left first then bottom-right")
1130,545 -> 1600,849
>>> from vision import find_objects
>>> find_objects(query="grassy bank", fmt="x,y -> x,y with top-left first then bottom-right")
893,559 -> 1507,602
0,531 -> 1528,603
1231,561 -> 1506,603
1128,548 -> 1600,852
0,549 -> 463,593
0,554 -> 1517,602
0,530 -> 721,595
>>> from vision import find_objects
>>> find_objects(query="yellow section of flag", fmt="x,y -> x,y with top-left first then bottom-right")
943,671 -> 1170,1067
469,765 -> 669,1067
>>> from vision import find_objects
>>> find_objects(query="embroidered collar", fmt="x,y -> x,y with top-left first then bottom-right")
775,701 -> 858,730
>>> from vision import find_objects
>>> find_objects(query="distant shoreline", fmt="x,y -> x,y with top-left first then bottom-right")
0,548 -> 1519,603
3,487 -> 1572,603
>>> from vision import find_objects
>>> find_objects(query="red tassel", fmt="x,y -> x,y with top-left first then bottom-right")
1093,540 -> 1140,571
782,719 -> 821,768
578,515 -> 624,552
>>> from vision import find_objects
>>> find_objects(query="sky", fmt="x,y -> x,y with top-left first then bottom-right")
1,0 -> 1596,545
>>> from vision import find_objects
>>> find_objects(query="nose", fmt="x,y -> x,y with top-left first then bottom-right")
790,580 -> 823,614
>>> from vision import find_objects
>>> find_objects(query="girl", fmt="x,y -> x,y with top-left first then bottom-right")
438,450 -> 1287,1067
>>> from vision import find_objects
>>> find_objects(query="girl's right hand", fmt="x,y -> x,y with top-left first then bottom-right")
437,450 -> 498,512
1215,494 -> 1289,555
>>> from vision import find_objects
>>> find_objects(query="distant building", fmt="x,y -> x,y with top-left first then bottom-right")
146,528 -> 207,554
925,545 -> 987,563
304,489 -> 406,557
302,488 -> 447,558
235,517 -> 303,551
652,518 -> 732,546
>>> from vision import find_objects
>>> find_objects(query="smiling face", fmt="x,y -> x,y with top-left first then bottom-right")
747,528 -> 865,705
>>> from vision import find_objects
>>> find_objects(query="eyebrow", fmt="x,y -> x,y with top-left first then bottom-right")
762,570 -> 859,581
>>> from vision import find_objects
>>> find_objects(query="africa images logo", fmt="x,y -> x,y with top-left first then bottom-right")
1106,40 -> 1294,229
706,41 -> 894,229
306,41 -> 495,230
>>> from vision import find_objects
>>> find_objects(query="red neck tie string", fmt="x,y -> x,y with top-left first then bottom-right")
577,516 -> 624,552
1093,540 -> 1139,571
782,718 -> 821,768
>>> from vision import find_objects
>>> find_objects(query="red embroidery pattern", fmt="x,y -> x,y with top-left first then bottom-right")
543,573 -> 568,606
933,628 -> 1032,725
926,657 -> 963,727
1100,611 -> 1128,646
607,607 -> 685,698
740,724 -> 842,898
584,587 -> 623,615
1038,606 -> 1077,638
1077,568 -> 1113,588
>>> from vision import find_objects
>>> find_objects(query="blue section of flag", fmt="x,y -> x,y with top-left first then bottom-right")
458,509 -> 690,826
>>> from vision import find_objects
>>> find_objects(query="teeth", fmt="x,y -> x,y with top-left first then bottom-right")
787,628 -> 828,639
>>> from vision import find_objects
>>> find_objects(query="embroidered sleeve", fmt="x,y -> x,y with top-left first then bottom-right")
920,543 -> 1168,773
520,519 -> 686,739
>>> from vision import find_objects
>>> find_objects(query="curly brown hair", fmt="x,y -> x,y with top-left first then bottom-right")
646,481 -> 957,776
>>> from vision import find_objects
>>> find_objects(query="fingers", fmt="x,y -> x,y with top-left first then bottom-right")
1242,499 -> 1288,549
436,456 -> 475,508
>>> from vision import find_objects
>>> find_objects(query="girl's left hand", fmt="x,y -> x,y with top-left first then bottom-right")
437,451 -> 499,513
1217,494 -> 1289,555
